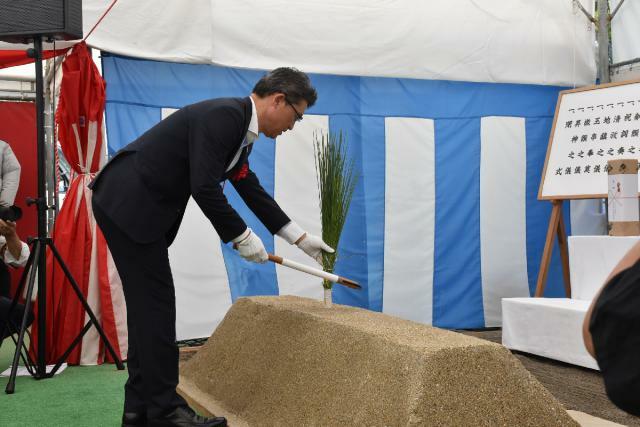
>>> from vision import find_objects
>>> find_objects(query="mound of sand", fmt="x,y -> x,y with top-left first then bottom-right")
179,296 -> 577,426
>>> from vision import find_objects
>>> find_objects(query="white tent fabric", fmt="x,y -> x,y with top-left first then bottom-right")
72,0 -> 596,86
0,2 -> 599,87
611,0 -> 640,64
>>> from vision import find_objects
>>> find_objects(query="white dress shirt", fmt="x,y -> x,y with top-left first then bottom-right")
226,96 -> 259,172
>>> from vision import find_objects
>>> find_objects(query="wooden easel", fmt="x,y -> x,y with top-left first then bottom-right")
534,200 -> 571,297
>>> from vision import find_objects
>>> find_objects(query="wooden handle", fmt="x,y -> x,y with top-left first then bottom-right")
268,254 -> 283,264
337,277 -> 361,290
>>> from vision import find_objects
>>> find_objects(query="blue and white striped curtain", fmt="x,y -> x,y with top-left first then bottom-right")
102,54 -> 571,338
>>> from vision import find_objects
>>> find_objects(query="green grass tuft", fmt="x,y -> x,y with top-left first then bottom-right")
313,130 -> 359,289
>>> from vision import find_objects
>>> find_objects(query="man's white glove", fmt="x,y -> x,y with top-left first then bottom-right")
277,221 -> 334,264
232,228 -> 268,263
297,233 -> 334,264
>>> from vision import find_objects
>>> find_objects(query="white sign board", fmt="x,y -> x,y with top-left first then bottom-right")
539,80 -> 640,199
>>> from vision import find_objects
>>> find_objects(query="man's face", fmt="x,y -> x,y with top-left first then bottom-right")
262,93 -> 308,139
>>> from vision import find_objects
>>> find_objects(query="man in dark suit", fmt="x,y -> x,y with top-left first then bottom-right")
91,68 -> 333,427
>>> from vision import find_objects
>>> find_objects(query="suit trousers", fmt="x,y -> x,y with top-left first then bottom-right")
93,200 -> 187,418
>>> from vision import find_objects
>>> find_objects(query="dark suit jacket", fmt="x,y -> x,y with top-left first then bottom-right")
90,97 -> 290,245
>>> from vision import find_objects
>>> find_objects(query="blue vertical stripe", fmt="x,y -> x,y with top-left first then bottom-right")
329,114 -> 368,308
103,103 -> 160,155
433,118 -> 484,328
220,136 -> 280,301
360,117 -> 386,312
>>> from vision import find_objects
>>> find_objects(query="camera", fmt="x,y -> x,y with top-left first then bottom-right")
0,205 -> 22,222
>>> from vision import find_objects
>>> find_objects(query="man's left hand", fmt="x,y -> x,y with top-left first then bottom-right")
296,233 -> 334,264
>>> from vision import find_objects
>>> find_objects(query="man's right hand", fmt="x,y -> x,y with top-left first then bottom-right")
0,219 -> 16,238
232,228 -> 268,263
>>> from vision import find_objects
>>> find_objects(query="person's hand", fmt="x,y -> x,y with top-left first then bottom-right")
296,233 -> 334,264
233,228 -> 268,263
0,219 -> 17,238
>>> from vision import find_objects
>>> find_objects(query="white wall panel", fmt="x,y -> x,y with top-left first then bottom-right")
383,117 -> 435,324
480,116 -> 529,326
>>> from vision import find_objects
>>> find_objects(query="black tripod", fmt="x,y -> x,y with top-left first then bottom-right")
3,36 -> 124,394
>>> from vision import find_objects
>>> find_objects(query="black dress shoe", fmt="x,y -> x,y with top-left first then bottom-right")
148,406 -> 227,427
122,411 -> 147,427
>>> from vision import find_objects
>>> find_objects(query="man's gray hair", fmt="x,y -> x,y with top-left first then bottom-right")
253,67 -> 317,107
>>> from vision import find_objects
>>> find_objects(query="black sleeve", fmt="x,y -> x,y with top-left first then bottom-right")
231,166 -> 291,235
589,259 -> 640,416
188,105 -> 247,243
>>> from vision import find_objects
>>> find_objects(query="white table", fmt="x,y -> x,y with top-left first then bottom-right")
502,236 -> 640,369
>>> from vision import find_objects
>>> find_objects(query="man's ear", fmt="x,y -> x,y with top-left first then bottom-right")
272,92 -> 286,106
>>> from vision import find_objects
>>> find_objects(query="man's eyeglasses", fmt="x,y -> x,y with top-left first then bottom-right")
285,98 -> 303,123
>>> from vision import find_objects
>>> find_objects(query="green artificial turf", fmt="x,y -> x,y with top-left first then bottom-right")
0,339 -> 127,426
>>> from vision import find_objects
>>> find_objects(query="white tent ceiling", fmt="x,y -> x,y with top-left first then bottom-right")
1,0 -> 597,86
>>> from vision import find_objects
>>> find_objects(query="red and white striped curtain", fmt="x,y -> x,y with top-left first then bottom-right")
31,41 -> 127,365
